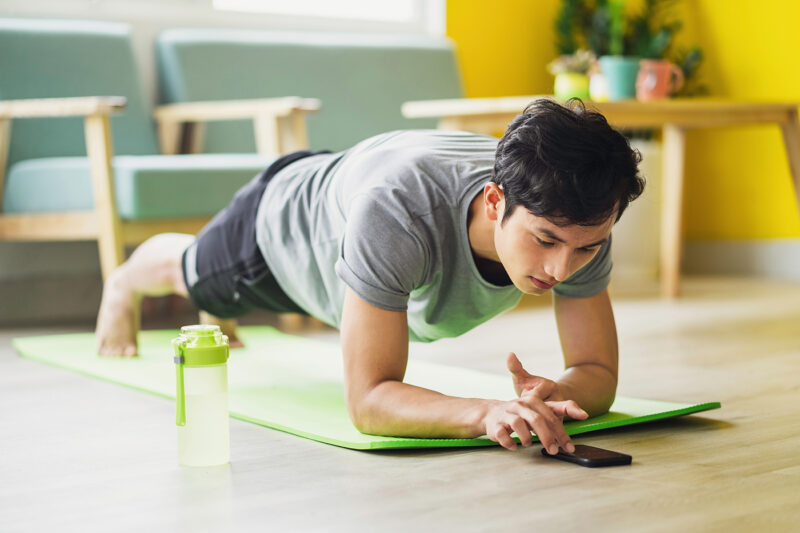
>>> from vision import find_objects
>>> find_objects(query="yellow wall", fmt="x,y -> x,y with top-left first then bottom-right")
446,0 -> 558,97
446,0 -> 800,240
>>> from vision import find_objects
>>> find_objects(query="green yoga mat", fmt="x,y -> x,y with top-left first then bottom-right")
14,326 -> 720,450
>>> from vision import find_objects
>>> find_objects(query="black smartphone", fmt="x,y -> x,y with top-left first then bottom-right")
541,444 -> 632,467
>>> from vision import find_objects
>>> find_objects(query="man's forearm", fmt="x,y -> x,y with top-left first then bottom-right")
352,380 -> 495,439
556,363 -> 617,417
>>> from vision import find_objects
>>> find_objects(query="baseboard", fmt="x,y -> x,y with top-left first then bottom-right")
0,273 -> 103,326
683,239 -> 800,282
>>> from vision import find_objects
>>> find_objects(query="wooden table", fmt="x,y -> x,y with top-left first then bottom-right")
402,97 -> 800,298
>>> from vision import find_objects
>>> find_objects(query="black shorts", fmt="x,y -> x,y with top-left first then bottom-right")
181,150 -> 326,318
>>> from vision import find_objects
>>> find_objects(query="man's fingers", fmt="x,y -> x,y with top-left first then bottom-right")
517,395 -> 560,426
504,416 -> 533,447
506,352 -> 526,375
546,400 -> 589,420
528,380 -> 558,400
489,425 -> 518,450
551,417 -> 575,453
510,398 -> 563,454
536,399 -> 582,453
515,410 -> 558,454
487,395 -> 587,453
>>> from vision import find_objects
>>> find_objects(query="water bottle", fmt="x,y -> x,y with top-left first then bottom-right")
172,325 -> 230,467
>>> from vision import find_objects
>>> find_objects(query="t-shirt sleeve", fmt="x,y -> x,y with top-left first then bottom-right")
334,194 -> 429,311
552,235 -> 613,298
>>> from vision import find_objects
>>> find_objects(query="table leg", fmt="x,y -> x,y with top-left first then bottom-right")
660,125 -> 687,298
780,110 -> 800,212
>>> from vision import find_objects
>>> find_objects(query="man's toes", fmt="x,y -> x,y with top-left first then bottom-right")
122,344 -> 138,357
97,340 -> 138,357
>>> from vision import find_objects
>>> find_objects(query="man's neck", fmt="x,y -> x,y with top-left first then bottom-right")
467,192 -> 512,286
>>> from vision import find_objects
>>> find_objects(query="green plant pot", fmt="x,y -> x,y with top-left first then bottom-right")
599,56 -> 640,101
554,73 -> 590,101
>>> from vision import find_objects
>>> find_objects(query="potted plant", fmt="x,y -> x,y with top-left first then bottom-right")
547,48 -> 596,101
554,0 -> 704,101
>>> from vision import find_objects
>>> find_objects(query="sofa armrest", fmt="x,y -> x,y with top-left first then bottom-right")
153,96 -> 320,122
0,96 -> 127,119
153,97 -> 321,156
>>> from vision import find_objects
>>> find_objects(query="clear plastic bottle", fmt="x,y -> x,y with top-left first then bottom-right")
172,325 -> 230,467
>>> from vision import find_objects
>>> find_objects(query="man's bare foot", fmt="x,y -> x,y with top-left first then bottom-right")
96,272 -> 139,357
199,311 -> 244,349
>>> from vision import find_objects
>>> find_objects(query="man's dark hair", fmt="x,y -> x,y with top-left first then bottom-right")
492,98 -> 645,226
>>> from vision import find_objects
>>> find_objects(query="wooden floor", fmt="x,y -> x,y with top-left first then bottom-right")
1,276 -> 799,532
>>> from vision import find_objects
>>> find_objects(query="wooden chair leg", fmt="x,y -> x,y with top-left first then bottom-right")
157,118 -> 182,156
84,114 -> 124,281
254,110 -> 313,156
277,111 -> 310,154
254,113 -> 282,155
0,118 -> 11,209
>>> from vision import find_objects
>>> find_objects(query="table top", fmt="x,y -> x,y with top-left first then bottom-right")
402,96 -> 800,128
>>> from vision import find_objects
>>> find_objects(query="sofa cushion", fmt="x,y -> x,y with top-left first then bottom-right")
0,18 -> 159,169
3,154 -> 274,220
157,30 -> 463,152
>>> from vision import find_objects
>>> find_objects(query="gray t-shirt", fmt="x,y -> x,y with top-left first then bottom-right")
255,130 -> 611,342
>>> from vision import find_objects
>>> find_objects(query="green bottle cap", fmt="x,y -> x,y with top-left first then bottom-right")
172,325 -> 229,427
172,324 -> 230,367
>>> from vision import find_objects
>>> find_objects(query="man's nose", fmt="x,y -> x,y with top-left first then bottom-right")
544,249 -> 571,282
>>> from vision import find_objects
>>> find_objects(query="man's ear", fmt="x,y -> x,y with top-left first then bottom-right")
484,182 -> 504,222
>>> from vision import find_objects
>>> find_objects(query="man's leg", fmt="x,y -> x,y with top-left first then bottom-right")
96,233 -> 195,357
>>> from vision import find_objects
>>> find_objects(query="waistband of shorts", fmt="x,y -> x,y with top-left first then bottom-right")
258,149 -> 331,184
181,149 -> 330,299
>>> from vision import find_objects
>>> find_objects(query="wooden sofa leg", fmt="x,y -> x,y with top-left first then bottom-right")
84,114 -> 124,281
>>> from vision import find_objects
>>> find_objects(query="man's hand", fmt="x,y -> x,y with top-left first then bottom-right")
483,387 -> 588,452
507,351 -> 563,401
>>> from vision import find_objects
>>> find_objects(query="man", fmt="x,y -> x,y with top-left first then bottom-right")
96,98 -> 644,453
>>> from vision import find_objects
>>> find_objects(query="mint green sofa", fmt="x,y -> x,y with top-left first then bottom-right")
0,19 -> 315,279
156,29 -> 463,152
1,19 -> 463,282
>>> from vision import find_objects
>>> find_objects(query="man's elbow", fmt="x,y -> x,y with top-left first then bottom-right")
584,390 -> 616,418
346,400 -> 371,434
345,385 -> 384,435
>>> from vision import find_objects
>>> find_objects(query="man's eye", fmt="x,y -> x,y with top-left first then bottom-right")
580,247 -> 599,253
537,238 -> 555,247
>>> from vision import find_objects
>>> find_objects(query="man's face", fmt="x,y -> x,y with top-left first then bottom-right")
490,189 -> 615,295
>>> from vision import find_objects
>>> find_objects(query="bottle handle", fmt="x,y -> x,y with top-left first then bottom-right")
172,340 -> 186,427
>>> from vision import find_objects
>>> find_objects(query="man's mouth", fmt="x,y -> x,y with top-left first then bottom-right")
530,276 -> 555,290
